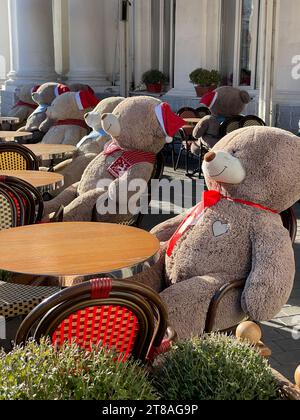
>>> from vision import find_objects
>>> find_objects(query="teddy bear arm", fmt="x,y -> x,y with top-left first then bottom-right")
160,274 -> 230,339
150,212 -> 188,243
242,224 -> 295,321
39,117 -> 54,133
63,187 -> 108,222
192,115 -> 212,139
43,182 -> 79,217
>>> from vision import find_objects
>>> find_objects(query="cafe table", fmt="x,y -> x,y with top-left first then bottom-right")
0,131 -> 32,142
0,222 -> 161,287
183,117 -> 201,125
0,116 -> 20,124
0,170 -> 64,193
25,144 -> 76,161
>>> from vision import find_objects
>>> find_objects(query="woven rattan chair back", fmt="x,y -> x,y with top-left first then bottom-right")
0,143 -> 39,171
0,184 -> 18,230
241,115 -> 266,128
219,116 -> 244,138
16,278 -> 172,362
195,106 -> 211,119
0,175 -> 44,224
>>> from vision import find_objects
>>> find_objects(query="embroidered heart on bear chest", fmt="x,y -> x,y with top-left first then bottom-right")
212,221 -> 229,237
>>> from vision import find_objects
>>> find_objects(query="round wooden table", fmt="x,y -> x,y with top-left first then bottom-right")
25,144 -> 76,161
0,222 -> 160,287
0,131 -> 32,142
0,117 -> 20,124
184,118 -> 201,125
0,170 -> 64,193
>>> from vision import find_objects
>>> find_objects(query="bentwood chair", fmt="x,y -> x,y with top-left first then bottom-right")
240,115 -> 266,129
0,175 -> 44,224
16,278 -> 176,362
219,116 -> 245,139
0,143 -> 39,171
0,184 -> 19,230
204,207 -> 297,333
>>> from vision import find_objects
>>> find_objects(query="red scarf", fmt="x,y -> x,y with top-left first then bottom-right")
13,101 -> 37,110
103,141 -> 156,178
167,190 -> 278,257
54,119 -> 88,130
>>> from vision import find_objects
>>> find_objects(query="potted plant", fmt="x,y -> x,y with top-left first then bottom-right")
189,68 -> 221,97
142,69 -> 168,94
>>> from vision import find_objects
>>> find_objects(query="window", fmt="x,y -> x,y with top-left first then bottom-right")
221,0 -> 260,90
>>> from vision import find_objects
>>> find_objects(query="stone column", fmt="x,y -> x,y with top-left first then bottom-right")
167,0 -> 222,97
0,0 -> 10,86
6,0 -> 57,88
67,0 -> 110,92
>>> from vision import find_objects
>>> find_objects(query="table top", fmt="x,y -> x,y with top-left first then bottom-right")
184,118 -> 201,124
0,117 -> 20,123
25,144 -> 76,160
0,131 -> 32,139
0,223 -> 160,285
0,170 -> 64,190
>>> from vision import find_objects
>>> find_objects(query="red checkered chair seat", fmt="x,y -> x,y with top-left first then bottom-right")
52,305 -> 140,360
16,278 -> 176,362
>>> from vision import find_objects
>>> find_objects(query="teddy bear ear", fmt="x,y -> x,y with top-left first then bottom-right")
240,90 -> 251,104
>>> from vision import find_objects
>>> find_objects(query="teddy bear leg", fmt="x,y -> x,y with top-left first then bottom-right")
43,183 -> 79,217
159,274 -> 233,340
62,188 -> 106,222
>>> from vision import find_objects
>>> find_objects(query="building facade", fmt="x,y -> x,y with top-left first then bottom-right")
0,0 -> 299,133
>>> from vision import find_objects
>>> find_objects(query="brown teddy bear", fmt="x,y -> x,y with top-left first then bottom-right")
7,84 -> 39,129
50,96 -> 125,194
40,90 -> 99,146
43,96 -> 185,223
141,126 -> 299,340
24,82 -> 70,143
192,86 -> 251,151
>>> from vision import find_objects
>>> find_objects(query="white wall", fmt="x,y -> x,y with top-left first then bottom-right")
274,0 -> 300,103
0,0 -> 10,83
169,0 -> 221,96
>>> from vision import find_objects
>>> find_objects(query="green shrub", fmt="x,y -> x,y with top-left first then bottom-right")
189,68 -> 221,86
0,340 -> 158,401
0,270 -> 11,282
152,334 -> 280,400
142,69 -> 168,84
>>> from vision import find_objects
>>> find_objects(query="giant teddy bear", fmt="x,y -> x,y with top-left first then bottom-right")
7,84 -> 39,130
192,86 -> 251,151
43,96 -> 185,223
40,90 -> 99,146
140,126 -> 299,340
50,96 -> 125,194
24,82 -> 70,142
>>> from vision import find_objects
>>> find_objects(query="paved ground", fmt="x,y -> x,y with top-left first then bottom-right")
1,153 -> 300,381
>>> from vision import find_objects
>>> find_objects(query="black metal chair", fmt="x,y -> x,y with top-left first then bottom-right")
204,207 -> 297,333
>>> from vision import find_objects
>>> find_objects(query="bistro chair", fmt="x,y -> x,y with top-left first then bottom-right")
240,115 -> 266,128
0,142 -> 39,171
204,207 -> 298,333
0,183 -> 19,230
0,175 -> 44,224
219,115 -> 244,139
16,278 -> 176,362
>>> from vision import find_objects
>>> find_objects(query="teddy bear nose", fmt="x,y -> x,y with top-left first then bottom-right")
204,152 -> 216,163
101,114 -> 108,121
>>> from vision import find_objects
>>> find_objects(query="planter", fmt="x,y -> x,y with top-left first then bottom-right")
194,84 -> 217,97
273,369 -> 300,400
146,83 -> 163,94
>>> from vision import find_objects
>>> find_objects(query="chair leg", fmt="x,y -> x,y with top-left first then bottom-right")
175,146 -> 183,171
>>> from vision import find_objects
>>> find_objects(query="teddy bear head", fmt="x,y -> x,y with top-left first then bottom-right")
101,96 -> 185,154
202,126 -> 300,212
201,86 -> 251,118
68,83 -> 95,94
84,97 -> 125,132
46,90 -> 100,121
31,82 -> 70,106
15,84 -> 39,105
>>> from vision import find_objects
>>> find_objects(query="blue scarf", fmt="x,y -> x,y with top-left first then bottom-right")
32,104 -> 48,115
